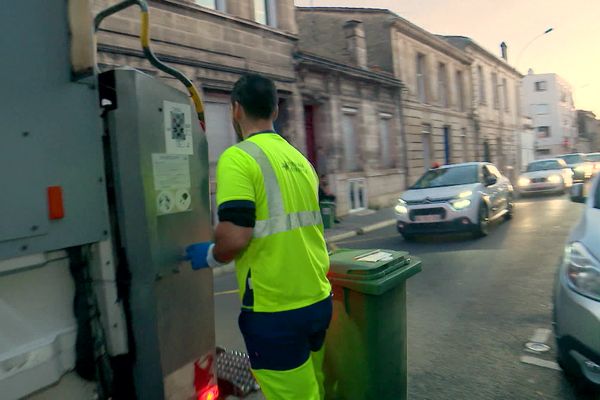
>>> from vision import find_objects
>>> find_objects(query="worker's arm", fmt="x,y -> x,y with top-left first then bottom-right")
186,147 -> 257,270
212,221 -> 253,263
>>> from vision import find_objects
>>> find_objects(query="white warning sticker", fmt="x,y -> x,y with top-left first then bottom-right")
152,154 -> 191,191
175,189 -> 192,211
156,191 -> 175,215
152,154 -> 192,216
163,101 -> 193,155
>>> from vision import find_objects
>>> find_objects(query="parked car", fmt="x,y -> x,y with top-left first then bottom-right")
586,152 -> 600,176
395,162 -> 514,240
517,158 -> 573,195
558,153 -> 593,183
553,176 -> 600,390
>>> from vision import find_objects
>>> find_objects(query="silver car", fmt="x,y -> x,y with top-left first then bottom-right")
395,162 -> 514,240
554,176 -> 600,390
558,153 -> 594,183
517,158 -> 574,195
587,152 -> 600,176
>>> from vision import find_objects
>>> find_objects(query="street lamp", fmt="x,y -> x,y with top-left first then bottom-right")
516,28 -> 554,68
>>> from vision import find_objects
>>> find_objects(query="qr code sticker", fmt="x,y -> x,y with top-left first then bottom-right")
171,110 -> 186,140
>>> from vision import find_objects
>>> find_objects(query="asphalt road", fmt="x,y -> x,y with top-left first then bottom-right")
213,194 -> 598,399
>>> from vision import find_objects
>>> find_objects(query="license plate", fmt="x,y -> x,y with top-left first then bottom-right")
531,184 -> 552,190
415,214 -> 441,222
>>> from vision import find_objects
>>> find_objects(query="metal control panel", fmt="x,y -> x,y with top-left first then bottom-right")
0,0 -> 109,261
101,68 -> 215,399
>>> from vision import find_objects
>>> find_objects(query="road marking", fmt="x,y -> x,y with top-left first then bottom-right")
520,356 -> 562,371
214,289 -> 239,296
529,328 -> 552,344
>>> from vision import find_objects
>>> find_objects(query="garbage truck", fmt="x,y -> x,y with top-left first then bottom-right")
0,2 -> 423,399
0,1 -> 220,399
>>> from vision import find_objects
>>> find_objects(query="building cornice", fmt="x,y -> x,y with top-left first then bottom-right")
297,7 -> 472,64
97,43 -> 296,84
443,36 -> 523,78
294,51 -> 404,88
387,19 -> 472,64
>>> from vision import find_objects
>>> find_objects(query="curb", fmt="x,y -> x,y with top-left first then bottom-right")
326,231 -> 358,243
326,218 -> 397,243
357,219 -> 397,234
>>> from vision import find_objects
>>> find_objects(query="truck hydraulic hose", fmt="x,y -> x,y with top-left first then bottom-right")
95,0 -> 206,130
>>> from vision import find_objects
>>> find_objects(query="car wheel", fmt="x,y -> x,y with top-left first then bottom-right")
402,233 -> 416,242
473,204 -> 489,238
505,196 -> 514,220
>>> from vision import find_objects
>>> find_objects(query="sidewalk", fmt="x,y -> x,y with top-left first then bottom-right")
325,207 -> 397,243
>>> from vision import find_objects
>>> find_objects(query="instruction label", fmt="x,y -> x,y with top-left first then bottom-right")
163,101 -> 194,155
152,154 -> 192,215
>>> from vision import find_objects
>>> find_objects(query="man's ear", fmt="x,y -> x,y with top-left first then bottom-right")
271,105 -> 279,122
232,101 -> 244,121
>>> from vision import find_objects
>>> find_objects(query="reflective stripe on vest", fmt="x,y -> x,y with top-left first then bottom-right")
236,140 -> 323,239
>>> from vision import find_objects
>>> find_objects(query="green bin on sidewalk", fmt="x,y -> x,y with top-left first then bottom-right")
320,201 -> 336,229
324,249 -> 422,400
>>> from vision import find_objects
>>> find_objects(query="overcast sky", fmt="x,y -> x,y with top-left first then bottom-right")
295,0 -> 600,116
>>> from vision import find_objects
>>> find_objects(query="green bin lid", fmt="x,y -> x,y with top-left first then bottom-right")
328,249 -> 422,295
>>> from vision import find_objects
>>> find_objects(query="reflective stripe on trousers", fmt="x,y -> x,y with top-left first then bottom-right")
236,140 -> 323,238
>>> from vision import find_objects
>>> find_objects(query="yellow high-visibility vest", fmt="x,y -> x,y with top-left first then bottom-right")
216,133 -> 331,312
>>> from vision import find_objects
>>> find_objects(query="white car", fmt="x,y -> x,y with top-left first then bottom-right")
517,158 -> 574,195
554,177 -> 600,390
395,162 -> 514,240
586,152 -> 600,176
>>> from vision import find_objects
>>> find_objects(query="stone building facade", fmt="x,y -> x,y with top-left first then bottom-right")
295,50 -> 404,214
297,8 -> 475,185
93,0 -> 304,215
444,37 -> 525,174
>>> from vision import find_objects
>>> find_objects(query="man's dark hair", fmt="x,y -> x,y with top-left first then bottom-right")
231,74 -> 278,119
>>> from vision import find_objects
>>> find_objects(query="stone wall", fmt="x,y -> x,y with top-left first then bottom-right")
297,58 -> 405,215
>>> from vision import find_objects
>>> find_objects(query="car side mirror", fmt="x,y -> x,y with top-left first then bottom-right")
485,176 -> 498,186
570,183 -> 587,204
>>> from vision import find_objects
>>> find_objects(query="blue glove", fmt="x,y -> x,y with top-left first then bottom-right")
185,242 -> 212,270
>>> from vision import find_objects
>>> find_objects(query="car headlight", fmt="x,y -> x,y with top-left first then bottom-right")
547,175 -> 562,184
395,199 -> 408,214
450,199 -> 471,210
564,242 -> 600,301
457,190 -> 473,199
575,165 -> 586,172
518,177 -> 530,187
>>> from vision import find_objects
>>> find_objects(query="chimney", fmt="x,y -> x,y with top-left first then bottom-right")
344,20 -> 367,69
500,42 -> 508,61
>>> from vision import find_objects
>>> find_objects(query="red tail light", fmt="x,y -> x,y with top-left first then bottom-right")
194,354 -> 218,399
198,385 -> 219,400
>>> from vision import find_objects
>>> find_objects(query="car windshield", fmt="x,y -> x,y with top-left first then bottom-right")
411,165 -> 478,189
586,153 -> 600,162
559,154 -> 583,164
526,160 -> 562,171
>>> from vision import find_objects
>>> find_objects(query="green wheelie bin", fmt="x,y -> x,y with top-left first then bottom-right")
320,201 -> 336,229
324,249 -> 422,400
